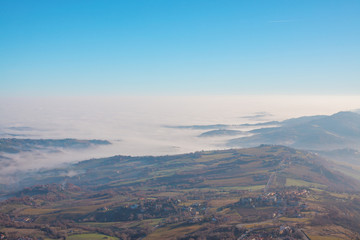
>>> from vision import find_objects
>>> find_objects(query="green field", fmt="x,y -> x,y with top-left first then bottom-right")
285,178 -> 326,189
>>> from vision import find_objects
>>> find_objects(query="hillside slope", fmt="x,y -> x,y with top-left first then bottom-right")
2,145 -> 360,239
17,145 -> 360,193
228,111 -> 360,150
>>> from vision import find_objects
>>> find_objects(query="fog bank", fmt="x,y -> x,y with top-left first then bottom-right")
1,95 -> 360,183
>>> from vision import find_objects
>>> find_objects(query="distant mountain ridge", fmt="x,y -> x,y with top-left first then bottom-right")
198,129 -> 244,137
169,111 -> 360,152
0,138 -> 111,154
228,111 -> 360,150
166,121 -> 279,130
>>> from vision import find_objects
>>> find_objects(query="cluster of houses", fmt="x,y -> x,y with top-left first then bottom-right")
236,188 -> 309,209
180,202 -> 207,216
93,197 -> 211,222
12,217 -> 33,223
239,225 -> 305,240
94,197 -> 216,228
0,233 -> 39,240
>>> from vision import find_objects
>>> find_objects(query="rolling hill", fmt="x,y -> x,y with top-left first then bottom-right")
0,138 -> 111,154
227,111 -> 360,150
13,145 -> 360,193
198,129 -> 244,137
1,145 -> 360,239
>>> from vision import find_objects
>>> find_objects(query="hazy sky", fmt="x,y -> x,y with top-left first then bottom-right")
1,0 -> 359,96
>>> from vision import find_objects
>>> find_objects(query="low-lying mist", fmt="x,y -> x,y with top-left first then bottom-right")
1,95 -> 360,184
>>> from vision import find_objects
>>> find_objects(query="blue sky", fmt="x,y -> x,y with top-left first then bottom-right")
1,0 -> 359,96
